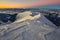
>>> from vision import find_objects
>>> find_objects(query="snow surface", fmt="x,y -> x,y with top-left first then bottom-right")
0,13 -> 59,40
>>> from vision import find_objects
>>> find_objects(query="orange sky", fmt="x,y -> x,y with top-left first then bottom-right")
0,0 -> 60,8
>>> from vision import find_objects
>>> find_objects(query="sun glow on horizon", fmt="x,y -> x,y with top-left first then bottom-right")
0,0 -> 60,8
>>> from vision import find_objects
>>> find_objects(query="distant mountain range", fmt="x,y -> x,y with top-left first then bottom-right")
32,4 -> 60,9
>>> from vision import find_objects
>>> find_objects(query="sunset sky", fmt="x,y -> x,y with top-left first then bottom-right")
0,0 -> 60,8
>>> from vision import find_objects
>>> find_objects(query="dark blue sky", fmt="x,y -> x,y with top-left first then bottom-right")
33,4 -> 60,9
